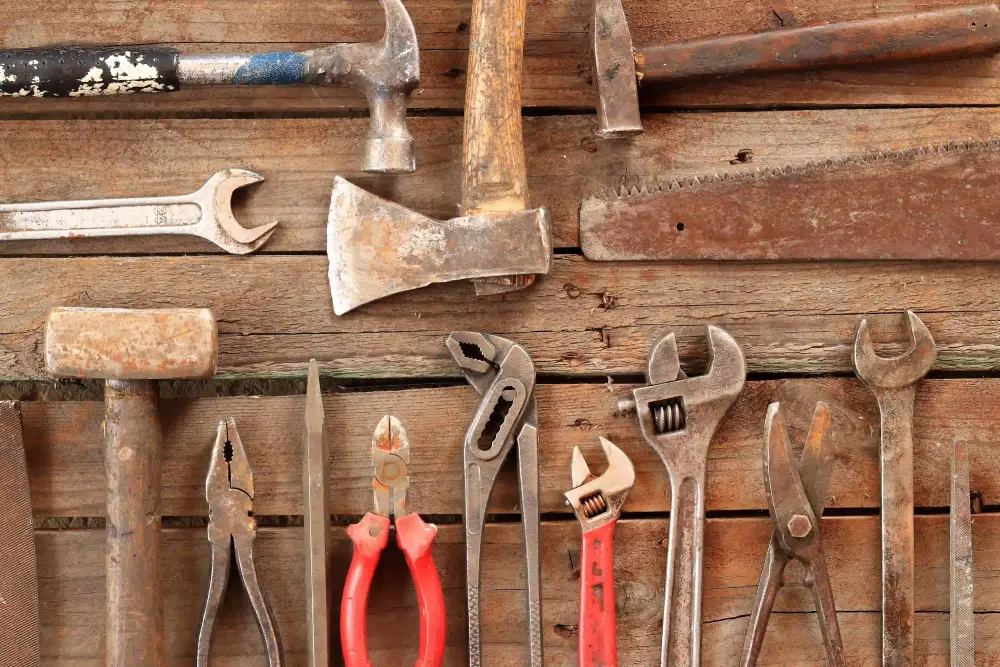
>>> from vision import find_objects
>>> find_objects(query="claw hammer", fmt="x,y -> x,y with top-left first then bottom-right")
45,307 -> 218,666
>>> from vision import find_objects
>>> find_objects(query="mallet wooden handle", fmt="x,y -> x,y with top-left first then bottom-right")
461,0 -> 529,215
104,380 -> 164,667
639,4 -> 1000,83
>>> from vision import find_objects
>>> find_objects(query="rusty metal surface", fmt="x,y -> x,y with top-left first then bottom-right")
0,169 -> 277,255
617,327 -> 746,667
0,402 -> 39,667
591,0 -> 642,138
853,311 -> 936,667
327,177 -> 551,315
302,360 -> 331,667
951,439 -> 974,667
582,138 -> 1000,261
640,5 -> 1000,83
45,307 -> 218,380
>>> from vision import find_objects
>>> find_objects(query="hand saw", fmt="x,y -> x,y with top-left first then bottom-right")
0,402 -> 39,667
581,138 -> 1000,261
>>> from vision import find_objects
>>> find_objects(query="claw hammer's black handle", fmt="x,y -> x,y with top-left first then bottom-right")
0,47 -> 180,97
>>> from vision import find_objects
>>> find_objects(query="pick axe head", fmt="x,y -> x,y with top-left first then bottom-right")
326,177 -> 552,315
592,0 -> 642,137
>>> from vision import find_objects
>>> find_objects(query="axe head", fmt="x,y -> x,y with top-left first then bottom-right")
592,0 -> 642,137
327,177 -> 552,315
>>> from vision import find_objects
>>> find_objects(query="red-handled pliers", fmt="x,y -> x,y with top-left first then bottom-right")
341,415 -> 447,667
564,437 -> 635,667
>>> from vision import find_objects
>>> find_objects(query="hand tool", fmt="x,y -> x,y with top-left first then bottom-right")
327,0 -> 551,314
303,360 -> 331,667
950,439 -> 974,667
741,401 -> 843,667
853,310 -> 936,667
341,415 -> 446,667
0,0 -> 419,174
0,402 -> 39,667
0,169 -> 277,255
593,3 -> 1000,136
199,418 -> 283,667
447,330 -> 543,666
45,306 -> 217,667
581,137 -> 1000,262
616,326 -> 746,667
565,437 -> 635,667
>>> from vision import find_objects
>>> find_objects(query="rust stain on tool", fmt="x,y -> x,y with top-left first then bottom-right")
0,402 -> 39,667
592,3 -> 1000,136
46,307 -> 217,379
582,138 -> 1000,261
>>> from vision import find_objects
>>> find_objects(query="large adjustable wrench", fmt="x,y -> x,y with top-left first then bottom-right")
0,169 -> 277,254
853,311 -> 936,667
617,326 -> 746,666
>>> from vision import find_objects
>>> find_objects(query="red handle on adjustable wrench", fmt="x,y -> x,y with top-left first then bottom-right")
396,513 -> 447,667
341,513 -> 391,667
579,520 -> 618,667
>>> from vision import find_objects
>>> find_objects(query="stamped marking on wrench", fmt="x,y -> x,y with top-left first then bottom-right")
0,168 -> 277,254
853,310 -> 936,667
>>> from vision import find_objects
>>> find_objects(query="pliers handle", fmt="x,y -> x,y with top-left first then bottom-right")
340,512 -> 447,667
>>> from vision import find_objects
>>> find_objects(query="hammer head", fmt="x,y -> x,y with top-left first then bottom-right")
327,178 -> 551,315
592,0 -> 642,137
45,307 -> 218,380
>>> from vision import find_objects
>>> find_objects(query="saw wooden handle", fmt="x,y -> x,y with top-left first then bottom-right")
639,4 -> 1000,82
461,0 -> 528,215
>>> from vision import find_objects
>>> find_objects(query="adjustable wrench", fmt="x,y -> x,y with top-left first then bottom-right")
0,169 -> 277,254
853,311 -> 936,667
617,326 -> 746,666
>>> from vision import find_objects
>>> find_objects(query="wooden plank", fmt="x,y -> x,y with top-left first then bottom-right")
35,515 -> 1000,665
2,254 -> 1000,378
21,378 -> 1000,517
4,0 -> 1000,115
0,108 -> 997,254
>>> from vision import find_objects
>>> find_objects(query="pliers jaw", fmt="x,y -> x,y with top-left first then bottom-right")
205,418 -> 255,545
371,415 -> 410,519
565,437 -> 635,532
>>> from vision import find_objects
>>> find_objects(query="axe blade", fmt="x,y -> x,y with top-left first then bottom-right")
327,177 -> 552,315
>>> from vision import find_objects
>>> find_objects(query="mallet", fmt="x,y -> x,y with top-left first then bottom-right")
45,307 -> 218,667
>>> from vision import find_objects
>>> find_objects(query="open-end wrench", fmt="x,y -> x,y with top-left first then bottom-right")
617,326 -> 746,666
0,169 -> 277,254
853,310 -> 937,667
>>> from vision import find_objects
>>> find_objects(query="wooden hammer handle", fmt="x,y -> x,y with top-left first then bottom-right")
104,380 -> 164,667
639,4 -> 1000,83
461,0 -> 529,215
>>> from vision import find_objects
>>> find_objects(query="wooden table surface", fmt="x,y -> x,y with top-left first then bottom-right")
3,0 -> 1000,664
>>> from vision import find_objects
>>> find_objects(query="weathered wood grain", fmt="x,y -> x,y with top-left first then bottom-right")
1,109 -> 999,254
4,0 -> 1000,115
20,378 -> 1000,517
2,254 -> 1000,378
35,515 -> 1000,665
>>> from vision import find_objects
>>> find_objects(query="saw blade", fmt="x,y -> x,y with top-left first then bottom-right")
581,137 -> 1000,261
0,402 -> 39,666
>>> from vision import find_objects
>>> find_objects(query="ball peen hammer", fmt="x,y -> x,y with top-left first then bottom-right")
0,0 -> 419,174
327,0 -> 552,314
45,307 -> 218,667
593,3 -> 1000,137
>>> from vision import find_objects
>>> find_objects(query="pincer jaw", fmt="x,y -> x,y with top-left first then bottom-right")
565,437 -> 635,532
853,311 -> 937,389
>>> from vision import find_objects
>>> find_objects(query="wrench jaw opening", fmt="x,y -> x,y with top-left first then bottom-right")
565,437 -> 635,532
853,311 -> 937,389
194,169 -> 279,254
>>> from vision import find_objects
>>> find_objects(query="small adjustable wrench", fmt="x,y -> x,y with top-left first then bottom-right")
0,169 -> 277,254
565,437 -> 635,667
617,326 -> 746,667
853,311 -> 936,667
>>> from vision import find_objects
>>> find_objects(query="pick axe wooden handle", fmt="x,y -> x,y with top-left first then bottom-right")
462,0 -> 529,215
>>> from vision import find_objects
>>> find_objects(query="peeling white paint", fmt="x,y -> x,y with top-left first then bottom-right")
28,60 -> 38,67
80,67 -> 104,83
0,65 -> 16,83
104,52 -> 159,81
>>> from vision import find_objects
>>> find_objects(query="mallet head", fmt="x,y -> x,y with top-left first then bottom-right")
45,307 -> 218,380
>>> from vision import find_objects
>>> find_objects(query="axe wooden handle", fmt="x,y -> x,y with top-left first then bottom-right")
461,0 -> 528,215
639,4 -> 1000,82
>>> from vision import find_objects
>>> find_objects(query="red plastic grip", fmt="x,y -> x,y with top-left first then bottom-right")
341,513 -> 391,667
396,513 -> 447,667
579,520 -> 618,667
